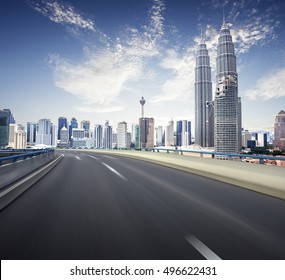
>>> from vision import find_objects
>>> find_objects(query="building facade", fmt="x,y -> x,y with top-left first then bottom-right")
94,125 -> 103,148
104,121 -> 113,149
58,117 -> 67,140
139,117 -> 154,149
214,20 -> 242,158
273,110 -> 285,150
117,121 -> 127,149
36,119 -> 52,146
195,37 -> 214,148
0,110 -> 9,148
27,122 -> 37,145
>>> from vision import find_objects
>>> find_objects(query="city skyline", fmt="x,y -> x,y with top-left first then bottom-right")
1,0 -> 285,132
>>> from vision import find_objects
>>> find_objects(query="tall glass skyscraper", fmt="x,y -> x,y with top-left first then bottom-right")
0,110 -> 9,148
195,37 -> 214,148
214,20 -> 242,158
58,117 -> 67,140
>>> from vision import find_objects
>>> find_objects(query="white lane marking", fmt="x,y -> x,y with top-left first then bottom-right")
75,156 -> 81,160
185,235 -> 222,260
88,155 -> 99,160
101,155 -> 117,159
102,162 -> 127,181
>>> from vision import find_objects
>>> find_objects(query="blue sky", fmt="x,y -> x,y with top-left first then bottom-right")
1,0 -> 285,133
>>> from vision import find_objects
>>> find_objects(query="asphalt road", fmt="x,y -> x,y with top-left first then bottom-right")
0,150 -> 285,259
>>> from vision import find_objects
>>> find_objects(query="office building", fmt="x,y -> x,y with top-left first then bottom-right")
214,19 -> 242,158
36,119 -> 52,146
273,110 -> 285,150
81,120 -> 91,138
104,121 -> 113,149
195,35 -> 214,148
94,125 -> 103,148
3,109 -> 15,124
139,117 -> 154,149
117,121 -> 127,149
69,117 -> 78,141
27,122 -> 37,144
165,120 -> 175,146
181,120 -> 192,147
155,126 -> 164,146
0,110 -> 9,148
242,130 -> 251,148
255,132 -> 268,148
58,117 -> 67,140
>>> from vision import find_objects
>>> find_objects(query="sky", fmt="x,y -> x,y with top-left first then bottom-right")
1,0 -> 285,133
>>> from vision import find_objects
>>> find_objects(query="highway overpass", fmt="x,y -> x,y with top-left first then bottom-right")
0,149 -> 284,259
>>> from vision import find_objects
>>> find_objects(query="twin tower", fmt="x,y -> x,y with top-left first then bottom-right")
195,20 -> 242,155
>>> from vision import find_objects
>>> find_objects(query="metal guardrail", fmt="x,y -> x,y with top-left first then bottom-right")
144,147 -> 285,165
0,149 -> 55,165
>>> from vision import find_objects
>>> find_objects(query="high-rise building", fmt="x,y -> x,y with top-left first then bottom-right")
155,126 -> 164,146
27,122 -> 37,144
139,117 -> 154,149
94,125 -> 103,148
50,123 -> 57,147
242,130 -> 251,148
58,117 -> 67,140
0,110 -> 9,148
195,35 -> 214,148
8,124 -> 17,148
81,120 -> 91,138
273,110 -> 285,150
36,119 -> 52,146
165,120 -> 175,146
3,109 -> 15,124
176,121 -> 182,147
104,121 -> 113,149
60,126 -> 69,143
181,120 -> 192,147
69,117 -> 78,141
214,20 -> 242,158
255,132 -> 268,148
117,121 -> 127,149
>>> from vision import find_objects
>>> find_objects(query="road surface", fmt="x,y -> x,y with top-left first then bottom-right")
0,150 -> 285,259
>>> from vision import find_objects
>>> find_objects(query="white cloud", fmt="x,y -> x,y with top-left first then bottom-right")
30,1 -> 95,31
245,68 -> 285,100
43,0 -> 165,113
150,48 -> 196,103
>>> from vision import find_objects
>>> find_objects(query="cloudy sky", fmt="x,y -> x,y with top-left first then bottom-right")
1,0 -> 285,133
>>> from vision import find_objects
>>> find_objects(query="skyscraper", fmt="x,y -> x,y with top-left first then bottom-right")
117,121 -> 127,149
58,117 -> 67,140
195,35 -> 214,148
36,119 -> 52,145
0,110 -> 9,148
27,122 -> 37,144
3,109 -> 15,124
181,120 -> 192,147
69,117 -> 78,141
165,119 -> 174,146
104,121 -> 113,149
81,120 -> 91,138
139,118 -> 154,149
273,110 -> 285,150
214,20 -> 242,158
94,124 -> 103,148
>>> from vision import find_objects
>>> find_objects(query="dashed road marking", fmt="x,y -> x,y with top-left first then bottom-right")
88,155 -> 100,160
185,235 -> 222,260
101,155 -> 117,159
102,162 -> 127,181
75,156 -> 81,160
